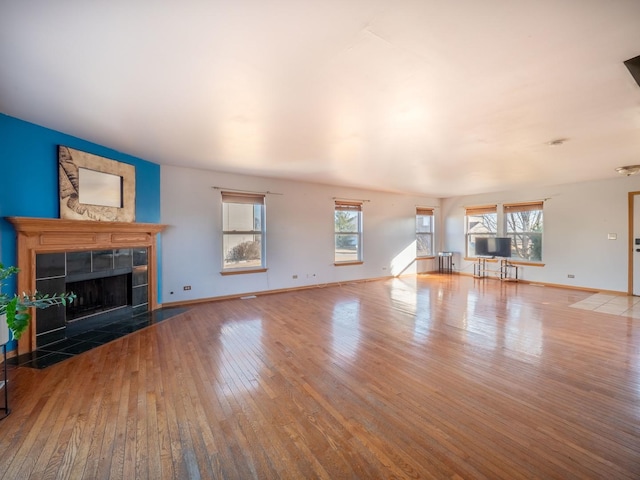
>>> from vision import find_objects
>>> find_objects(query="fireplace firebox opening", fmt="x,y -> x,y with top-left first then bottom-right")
66,273 -> 131,322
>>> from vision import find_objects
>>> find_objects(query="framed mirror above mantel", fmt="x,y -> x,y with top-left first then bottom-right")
6,217 -> 167,354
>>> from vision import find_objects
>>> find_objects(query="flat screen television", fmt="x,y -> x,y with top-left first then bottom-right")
475,237 -> 512,258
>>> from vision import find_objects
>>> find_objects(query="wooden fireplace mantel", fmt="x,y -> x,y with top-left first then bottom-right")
7,217 -> 167,353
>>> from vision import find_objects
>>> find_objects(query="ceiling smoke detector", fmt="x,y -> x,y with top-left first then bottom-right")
616,165 -> 640,176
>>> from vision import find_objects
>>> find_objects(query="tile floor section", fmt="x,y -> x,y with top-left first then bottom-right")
10,307 -> 188,369
570,293 -> 640,318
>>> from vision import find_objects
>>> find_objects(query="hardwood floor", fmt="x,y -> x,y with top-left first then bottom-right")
1,274 -> 639,479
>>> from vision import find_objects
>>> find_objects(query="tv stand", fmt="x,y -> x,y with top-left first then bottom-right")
473,258 -> 519,282
473,257 -> 489,278
500,261 -> 519,282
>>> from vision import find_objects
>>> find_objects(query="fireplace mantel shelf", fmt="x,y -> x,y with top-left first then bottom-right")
6,217 -> 168,354
8,217 -> 166,235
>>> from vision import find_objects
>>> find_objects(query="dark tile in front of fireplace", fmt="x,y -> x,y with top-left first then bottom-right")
100,317 -> 155,335
68,330 -> 121,345
11,307 -> 189,369
44,340 -> 98,356
39,338 -> 82,351
84,332 -> 124,345
13,351 -> 75,369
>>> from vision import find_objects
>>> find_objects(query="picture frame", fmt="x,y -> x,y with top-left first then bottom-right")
58,146 -> 136,222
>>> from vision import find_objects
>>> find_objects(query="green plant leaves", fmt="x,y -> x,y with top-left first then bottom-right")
1,264 -> 76,340
6,299 -> 30,340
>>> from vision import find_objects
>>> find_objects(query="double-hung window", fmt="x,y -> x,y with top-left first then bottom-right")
416,207 -> 434,257
504,202 -> 543,262
334,201 -> 362,264
465,205 -> 497,257
221,192 -> 266,272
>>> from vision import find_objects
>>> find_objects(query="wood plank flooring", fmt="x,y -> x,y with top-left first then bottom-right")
1,274 -> 640,479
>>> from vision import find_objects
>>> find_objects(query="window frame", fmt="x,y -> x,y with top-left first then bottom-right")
221,191 -> 266,274
334,201 -> 363,265
465,205 -> 498,258
416,207 -> 434,258
504,201 -> 544,263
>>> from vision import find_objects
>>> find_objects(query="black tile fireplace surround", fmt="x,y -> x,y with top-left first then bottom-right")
35,248 -> 150,348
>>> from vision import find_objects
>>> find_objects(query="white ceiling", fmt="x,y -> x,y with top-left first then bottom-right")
2,1 -> 640,197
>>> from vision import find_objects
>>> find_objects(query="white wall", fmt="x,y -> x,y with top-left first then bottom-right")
161,165 -> 440,303
442,175 -> 640,292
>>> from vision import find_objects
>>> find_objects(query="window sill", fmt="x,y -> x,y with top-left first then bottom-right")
506,260 -> 545,267
334,261 -> 364,267
464,257 -> 500,263
220,268 -> 268,276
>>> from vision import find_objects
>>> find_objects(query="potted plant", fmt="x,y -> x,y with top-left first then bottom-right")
0,263 -> 75,345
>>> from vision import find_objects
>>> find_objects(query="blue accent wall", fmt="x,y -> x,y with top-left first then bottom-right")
0,113 -> 162,301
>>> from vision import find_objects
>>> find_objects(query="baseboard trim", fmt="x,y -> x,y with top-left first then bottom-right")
162,272 -> 629,308
162,275 -> 396,308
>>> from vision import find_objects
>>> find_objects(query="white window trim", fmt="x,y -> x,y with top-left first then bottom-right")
334,201 -> 363,264
221,191 -> 266,273
416,207 -> 434,258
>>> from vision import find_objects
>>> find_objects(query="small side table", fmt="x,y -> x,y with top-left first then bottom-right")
437,252 -> 453,274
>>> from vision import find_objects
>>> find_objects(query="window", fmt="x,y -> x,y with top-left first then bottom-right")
221,192 -> 265,271
416,207 -> 434,257
334,201 -> 362,263
465,205 -> 497,257
504,202 -> 543,262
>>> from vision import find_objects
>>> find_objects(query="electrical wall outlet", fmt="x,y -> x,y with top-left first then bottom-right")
567,274 -> 575,279
183,285 -> 191,290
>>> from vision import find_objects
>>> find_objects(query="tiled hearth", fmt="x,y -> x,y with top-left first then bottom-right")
10,306 -> 187,369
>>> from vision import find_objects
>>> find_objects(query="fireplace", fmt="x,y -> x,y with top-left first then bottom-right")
7,217 -> 166,354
